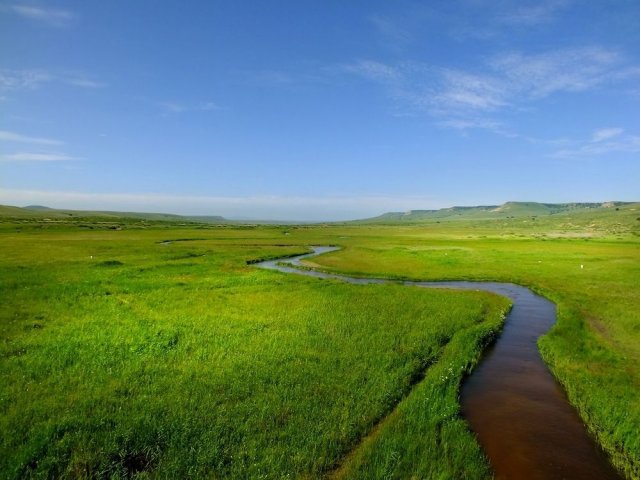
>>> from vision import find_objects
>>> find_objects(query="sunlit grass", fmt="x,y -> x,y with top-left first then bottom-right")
0,229 -> 508,478
2,207 -> 637,478
309,230 -> 640,479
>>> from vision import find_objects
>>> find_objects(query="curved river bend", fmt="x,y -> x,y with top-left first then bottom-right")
256,246 -> 621,480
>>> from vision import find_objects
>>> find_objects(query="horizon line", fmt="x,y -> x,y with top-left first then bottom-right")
1,188 -> 637,223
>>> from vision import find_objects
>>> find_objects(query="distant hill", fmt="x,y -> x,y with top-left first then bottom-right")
2,201 -> 638,227
0,204 -> 230,224
0,205 -> 320,225
24,205 -> 55,211
353,201 -> 637,224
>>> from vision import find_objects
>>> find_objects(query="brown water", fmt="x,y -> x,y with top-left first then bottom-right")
256,247 -> 622,479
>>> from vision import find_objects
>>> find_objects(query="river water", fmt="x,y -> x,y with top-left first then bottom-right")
256,246 -> 621,479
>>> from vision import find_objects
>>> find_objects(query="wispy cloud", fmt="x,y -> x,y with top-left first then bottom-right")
0,69 -> 106,92
0,69 -> 52,91
3,4 -> 75,27
342,46 -> 639,133
497,0 -> 571,26
158,101 -> 221,115
452,0 -> 573,39
243,67 -> 335,88
433,69 -> 506,112
591,127 -> 624,143
63,76 -> 107,88
0,152 -> 78,162
490,47 -> 623,98
0,130 -> 63,145
436,117 -> 515,136
367,13 -> 414,51
368,1 -> 572,45
552,128 -> 640,158
0,130 -> 79,163
249,70 -> 296,86
435,116 -> 546,143
342,60 -> 401,83
435,47 -> 627,114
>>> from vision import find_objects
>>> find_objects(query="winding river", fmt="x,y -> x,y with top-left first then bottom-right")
256,246 -> 621,479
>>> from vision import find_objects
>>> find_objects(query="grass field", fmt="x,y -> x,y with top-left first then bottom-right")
1,202 -> 638,479
303,215 -> 640,479
1,226 -> 508,479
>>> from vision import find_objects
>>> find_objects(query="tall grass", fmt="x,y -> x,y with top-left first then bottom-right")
308,230 -> 640,479
0,229 -> 507,478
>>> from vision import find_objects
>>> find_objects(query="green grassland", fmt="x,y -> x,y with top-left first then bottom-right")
1,201 -> 638,478
1,226 -> 508,479
305,204 -> 640,479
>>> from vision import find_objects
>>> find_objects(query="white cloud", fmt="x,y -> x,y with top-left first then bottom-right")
0,189 -> 451,221
342,60 -> 401,83
0,70 -> 53,91
435,116 -> 538,141
435,47 -> 628,114
552,130 -> 640,158
0,69 -> 106,92
497,0 -> 570,26
157,102 -> 187,114
158,101 -> 221,115
244,68 -> 333,89
343,47 -> 639,135
490,47 -> 623,98
368,14 -> 414,51
201,102 -> 219,111
63,77 -> 107,88
434,69 -> 507,111
372,1 -> 572,43
251,71 -> 297,86
0,130 -> 63,145
437,117 -> 505,133
591,128 -> 624,143
6,4 -> 75,26
0,152 -> 77,162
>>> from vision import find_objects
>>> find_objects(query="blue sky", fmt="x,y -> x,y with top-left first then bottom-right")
1,1 -> 639,220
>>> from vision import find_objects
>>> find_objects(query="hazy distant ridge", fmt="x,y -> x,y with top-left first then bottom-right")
0,201 -> 637,225
0,205 -> 229,224
353,201 -> 636,224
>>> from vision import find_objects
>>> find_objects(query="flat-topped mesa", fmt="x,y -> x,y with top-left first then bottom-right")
353,200 -> 638,224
